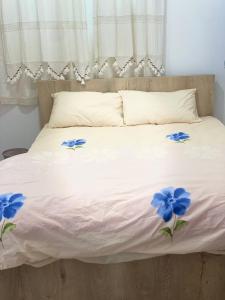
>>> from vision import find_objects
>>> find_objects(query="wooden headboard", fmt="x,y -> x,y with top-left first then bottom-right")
37,75 -> 215,127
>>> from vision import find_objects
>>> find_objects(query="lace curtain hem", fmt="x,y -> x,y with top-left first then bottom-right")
5,56 -> 165,85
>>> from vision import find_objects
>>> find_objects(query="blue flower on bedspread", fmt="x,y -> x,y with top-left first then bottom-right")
166,132 -> 190,143
62,139 -> 86,150
151,187 -> 191,239
0,193 -> 26,247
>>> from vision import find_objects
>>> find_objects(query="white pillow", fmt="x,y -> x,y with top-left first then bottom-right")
49,92 -> 123,127
119,89 -> 201,125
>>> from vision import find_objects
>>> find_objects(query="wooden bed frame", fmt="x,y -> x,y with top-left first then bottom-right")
2,75 -> 225,300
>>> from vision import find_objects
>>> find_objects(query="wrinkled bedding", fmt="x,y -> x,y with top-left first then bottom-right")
1,116 -> 225,270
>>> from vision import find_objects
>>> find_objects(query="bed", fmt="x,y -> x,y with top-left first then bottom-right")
1,75 -> 225,300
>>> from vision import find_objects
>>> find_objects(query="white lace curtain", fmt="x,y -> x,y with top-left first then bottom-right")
0,0 -> 165,105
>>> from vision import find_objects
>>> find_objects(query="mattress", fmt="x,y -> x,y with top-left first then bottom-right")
1,116 -> 225,269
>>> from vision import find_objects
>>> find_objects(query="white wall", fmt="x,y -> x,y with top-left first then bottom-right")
0,0 -> 225,159
166,0 -> 225,121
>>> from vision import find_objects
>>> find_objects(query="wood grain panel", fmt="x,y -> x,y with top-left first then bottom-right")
1,254 -> 225,300
37,75 -> 215,127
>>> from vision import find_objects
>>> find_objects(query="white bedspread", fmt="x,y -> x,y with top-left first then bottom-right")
1,116 -> 225,269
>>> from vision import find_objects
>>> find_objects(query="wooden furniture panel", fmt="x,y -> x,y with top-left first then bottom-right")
1,253 -> 225,300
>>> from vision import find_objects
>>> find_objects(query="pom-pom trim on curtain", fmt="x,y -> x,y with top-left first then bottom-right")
5,58 -> 165,84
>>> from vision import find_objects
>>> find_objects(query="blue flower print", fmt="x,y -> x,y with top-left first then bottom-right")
62,139 -> 86,150
0,193 -> 25,221
0,193 -> 26,247
166,132 -> 190,143
151,187 -> 191,239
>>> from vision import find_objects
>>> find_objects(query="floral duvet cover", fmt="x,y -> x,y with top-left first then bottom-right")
1,117 -> 225,269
